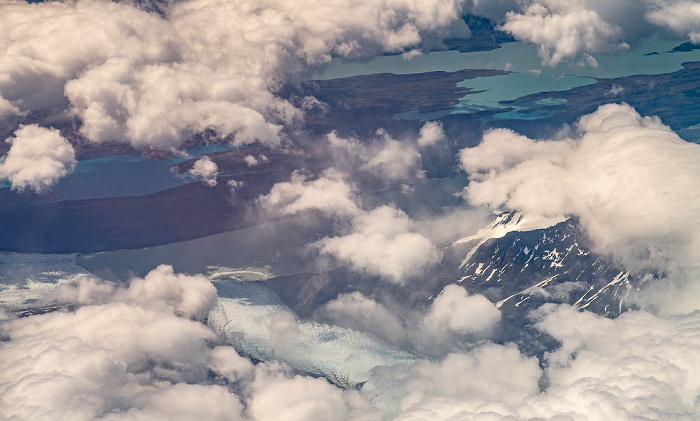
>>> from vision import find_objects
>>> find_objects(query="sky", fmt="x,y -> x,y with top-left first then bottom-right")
1,0 -> 700,420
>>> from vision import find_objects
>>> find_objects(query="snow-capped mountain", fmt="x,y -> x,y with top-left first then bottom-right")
449,214 -> 637,319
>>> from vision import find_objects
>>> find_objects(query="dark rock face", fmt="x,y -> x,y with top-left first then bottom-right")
452,216 -> 637,319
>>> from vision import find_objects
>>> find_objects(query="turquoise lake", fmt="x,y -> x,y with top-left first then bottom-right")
314,35 -> 700,122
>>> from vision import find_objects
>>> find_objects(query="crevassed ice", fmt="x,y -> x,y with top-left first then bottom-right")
208,277 -> 417,387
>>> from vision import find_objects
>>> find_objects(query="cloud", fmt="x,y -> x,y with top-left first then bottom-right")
489,0 -> 700,66
243,154 -> 268,167
0,0 -> 469,150
0,267 -> 235,420
458,103 -> 700,312
370,343 -> 542,418
361,135 -> 424,182
116,264 -> 218,318
417,121 -> 445,147
244,155 -> 260,167
259,124 -> 450,282
0,96 -> 20,120
258,169 -> 361,218
0,265 -> 381,421
647,0 -> 700,43
327,130 -> 425,183
314,205 -> 441,283
259,169 -> 442,282
3,260 -> 698,421
188,155 -> 220,187
412,207 -> 493,247
502,0 -> 628,66
422,284 -> 501,336
0,124 -> 76,193
248,363 -> 378,421
314,292 -> 407,344
367,304 -> 700,420
316,284 -> 501,355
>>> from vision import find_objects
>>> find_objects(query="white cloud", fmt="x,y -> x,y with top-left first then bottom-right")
647,0 -> 700,43
361,136 -> 424,182
369,305 -> 700,420
258,169 -> 361,218
502,0 -> 628,66
327,130 -> 426,183
412,207 -> 492,246
0,96 -> 19,120
316,285 -> 501,354
459,103 -> 700,313
243,154 -> 268,167
244,155 -> 260,167
0,0 -> 469,150
417,121 -> 445,147
423,284 -> 501,336
315,205 -> 441,283
258,163 -> 442,283
188,155 -> 219,187
115,264 -> 218,318
0,266 -> 380,421
4,263 -> 698,421
401,49 -> 423,60
0,267 -> 235,420
0,124 -> 75,193
314,292 -> 407,344
249,364 -> 378,421
494,0 -> 700,66
370,343 -> 542,418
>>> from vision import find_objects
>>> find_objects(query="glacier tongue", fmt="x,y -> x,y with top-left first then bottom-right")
207,277 -> 417,388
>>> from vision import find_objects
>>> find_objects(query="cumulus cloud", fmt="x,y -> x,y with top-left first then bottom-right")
0,96 -> 20,120
0,267 -> 236,420
12,267 -> 693,421
0,0 -> 469,150
369,305 -> 700,420
3,248 -> 698,421
314,292 -> 408,344
0,265 -> 381,421
489,0 -> 700,66
316,284 -> 501,354
502,0 -> 628,66
370,343 -> 541,418
244,155 -> 260,167
361,138 -> 424,182
0,124 -> 76,193
248,364 -> 377,421
647,0 -> 700,43
243,154 -> 268,167
259,170 -> 441,282
258,169 -> 361,217
327,130 -> 425,183
412,207 -> 493,247
188,155 -> 219,186
417,121 -> 445,147
459,103 -> 700,312
315,205 -> 441,283
422,284 -> 501,336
